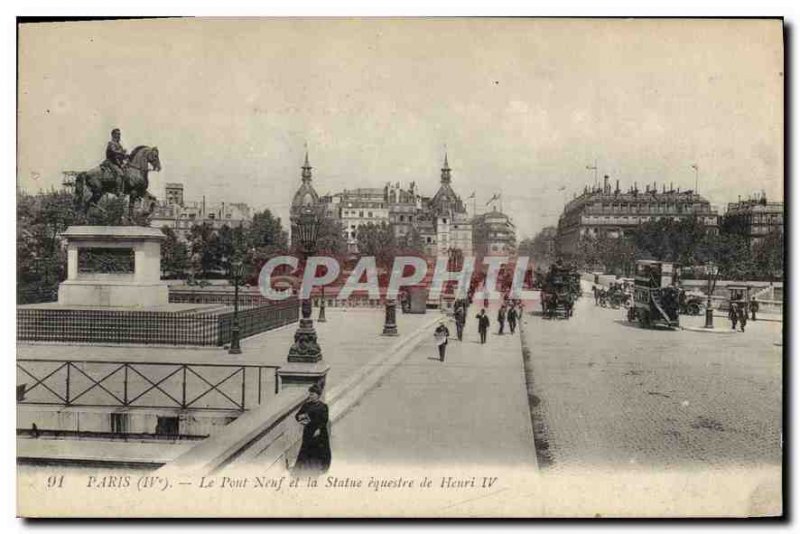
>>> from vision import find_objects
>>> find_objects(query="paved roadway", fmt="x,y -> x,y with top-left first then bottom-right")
332,310 -> 537,468
523,284 -> 782,471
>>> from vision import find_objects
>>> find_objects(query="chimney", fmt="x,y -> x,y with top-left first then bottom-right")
615,179 -> 620,194
603,175 -> 609,194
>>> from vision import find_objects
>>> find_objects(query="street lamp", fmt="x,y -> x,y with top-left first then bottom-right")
228,258 -> 245,354
288,206 -> 323,363
704,261 -> 718,329
318,285 -> 327,323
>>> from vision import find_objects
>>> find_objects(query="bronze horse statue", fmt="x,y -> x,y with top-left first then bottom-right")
74,145 -> 161,218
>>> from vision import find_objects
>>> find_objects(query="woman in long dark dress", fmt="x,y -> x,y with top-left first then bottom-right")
293,384 -> 331,475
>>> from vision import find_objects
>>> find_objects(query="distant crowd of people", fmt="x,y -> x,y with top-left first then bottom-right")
729,297 -> 760,332
434,295 -> 523,362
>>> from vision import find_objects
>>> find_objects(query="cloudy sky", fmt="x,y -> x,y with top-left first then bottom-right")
18,18 -> 783,238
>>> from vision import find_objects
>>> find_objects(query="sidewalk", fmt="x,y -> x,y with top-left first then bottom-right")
17,309 -> 436,391
332,317 -> 537,468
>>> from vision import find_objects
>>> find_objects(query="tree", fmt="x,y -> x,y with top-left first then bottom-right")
753,230 -> 784,282
397,226 -> 426,255
248,209 -> 288,256
356,222 -> 396,268
188,222 -> 218,278
519,228 -> 557,270
160,226 -> 189,279
315,216 -> 348,258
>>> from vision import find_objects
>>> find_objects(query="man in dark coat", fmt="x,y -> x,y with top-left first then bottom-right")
453,305 -> 466,341
507,304 -> 518,334
737,303 -> 748,332
435,321 -> 450,362
728,303 -> 739,331
750,297 -> 759,321
476,308 -> 490,344
497,305 -> 507,335
293,384 -> 331,475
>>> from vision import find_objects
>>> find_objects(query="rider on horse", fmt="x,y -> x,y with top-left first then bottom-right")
103,128 -> 128,195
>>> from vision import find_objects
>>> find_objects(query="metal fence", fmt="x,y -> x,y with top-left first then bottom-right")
17,359 -> 282,412
217,299 -> 298,345
169,288 -> 273,306
17,298 -> 298,346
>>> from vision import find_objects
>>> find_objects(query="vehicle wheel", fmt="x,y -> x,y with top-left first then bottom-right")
688,303 -> 700,315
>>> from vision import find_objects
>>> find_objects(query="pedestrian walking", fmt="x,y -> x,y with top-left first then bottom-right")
434,321 -> 450,361
497,305 -> 506,335
454,305 -> 466,341
507,304 -> 518,334
728,304 -> 739,330
476,308 -> 490,344
750,297 -> 759,321
592,285 -> 598,305
738,304 -> 748,332
293,384 -> 331,475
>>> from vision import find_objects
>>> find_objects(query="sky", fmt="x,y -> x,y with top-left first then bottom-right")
17,18 -> 783,239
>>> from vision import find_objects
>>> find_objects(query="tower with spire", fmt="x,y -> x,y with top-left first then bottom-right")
425,152 -> 472,259
290,150 -> 322,250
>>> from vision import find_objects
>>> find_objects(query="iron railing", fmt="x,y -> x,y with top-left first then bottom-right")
17,298 -> 298,346
17,359 -> 281,412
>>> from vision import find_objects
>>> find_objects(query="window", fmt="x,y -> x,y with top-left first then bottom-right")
400,215 -> 405,222
368,212 -> 373,217
359,211 -> 364,217
110,413 -> 128,433
155,416 -> 179,436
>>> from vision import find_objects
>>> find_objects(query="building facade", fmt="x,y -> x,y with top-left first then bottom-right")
150,183 -> 251,240
316,154 -> 473,259
556,176 -> 719,258
723,195 -> 784,246
472,207 -> 517,259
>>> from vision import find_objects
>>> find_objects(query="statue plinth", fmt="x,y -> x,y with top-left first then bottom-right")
57,226 -> 169,308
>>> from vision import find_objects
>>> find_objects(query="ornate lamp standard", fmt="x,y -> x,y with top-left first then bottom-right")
318,285 -> 327,322
287,205 -> 323,363
704,261 -> 719,329
228,258 -> 245,354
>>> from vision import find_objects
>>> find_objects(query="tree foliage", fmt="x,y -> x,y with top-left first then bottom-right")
356,222 -> 396,268
567,214 -> 783,281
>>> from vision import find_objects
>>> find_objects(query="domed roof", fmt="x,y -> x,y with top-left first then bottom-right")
429,153 -> 466,216
290,152 -> 320,214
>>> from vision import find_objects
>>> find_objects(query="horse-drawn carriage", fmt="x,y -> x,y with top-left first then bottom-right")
540,261 -> 579,319
626,260 -> 680,329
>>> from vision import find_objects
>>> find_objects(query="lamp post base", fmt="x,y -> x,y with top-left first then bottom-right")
704,306 -> 714,329
382,299 -> 399,336
287,318 -> 323,363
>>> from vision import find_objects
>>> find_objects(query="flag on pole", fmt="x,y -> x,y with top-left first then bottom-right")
485,193 -> 499,206
691,164 -> 698,170
558,185 -> 566,191
467,192 -> 475,199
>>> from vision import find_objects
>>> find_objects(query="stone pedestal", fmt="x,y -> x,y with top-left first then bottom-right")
57,226 -> 169,308
382,299 -> 399,336
276,361 -> 330,393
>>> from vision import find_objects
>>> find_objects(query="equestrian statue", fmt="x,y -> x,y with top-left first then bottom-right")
73,128 -> 161,220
